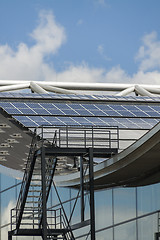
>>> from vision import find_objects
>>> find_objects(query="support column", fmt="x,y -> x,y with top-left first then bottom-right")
8,233 -> 12,240
89,148 -> 96,240
80,156 -> 84,222
41,146 -> 47,240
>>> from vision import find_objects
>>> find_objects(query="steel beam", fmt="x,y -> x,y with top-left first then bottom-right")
8,233 -> 12,240
80,156 -> 85,222
41,146 -> 47,240
89,148 -> 96,240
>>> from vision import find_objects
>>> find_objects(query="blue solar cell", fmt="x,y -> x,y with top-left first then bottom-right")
19,109 -> 36,114
144,111 -> 160,117
129,118 -> 156,128
14,115 -> 28,121
42,116 -> 65,124
130,118 -> 145,123
136,105 -> 152,111
118,111 -> 135,117
36,121 -> 51,126
72,117 -> 91,124
95,104 -> 112,110
131,111 -> 149,117
13,116 -> 38,127
27,116 -> 43,122
47,109 -> 64,115
0,102 -> 13,108
109,105 -> 125,111
59,117 -> 79,125
6,108 -> 22,114
85,117 -> 106,125
100,117 -> 117,123
88,110 -> 107,116
75,109 -> 93,115
12,102 -> 26,108
81,104 -> 98,110
117,119 -> 138,128
57,116 -> 75,122
60,109 -> 78,115
102,110 -> 121,116
123,105 -> 139,111
54,103 -> 70,109
68,104 -> 85,110
143,118 -> 158,125
26,103 -> 42,108
33,108 -> 50,115
39,103 -> 55,109
150,106 -> 160,112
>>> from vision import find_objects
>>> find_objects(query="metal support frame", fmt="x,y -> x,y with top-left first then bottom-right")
89,148 -> 96,240
8,126 -> 119,240
8,233 -> 12,240
41,146 -> 47,240
52,181 -> 75,239
155,232 -> 160,240
80,156 -> 85,222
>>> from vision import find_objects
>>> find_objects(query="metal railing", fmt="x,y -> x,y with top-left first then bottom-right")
36,125 -> 119,150
13,129 -> 38,230
11,208 -> 64,231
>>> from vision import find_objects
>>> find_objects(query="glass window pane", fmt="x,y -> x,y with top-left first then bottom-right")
95,189 -> 112,230
114,221 -> 136,240
138,214 -> 157,240
96,228 -> 113,240
114,188 -> 136,223
137,183 -> 160,215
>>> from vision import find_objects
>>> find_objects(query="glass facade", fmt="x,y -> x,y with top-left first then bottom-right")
0,171 -> 160,240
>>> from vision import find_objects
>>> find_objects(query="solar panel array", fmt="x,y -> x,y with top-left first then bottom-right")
0,92 -> 160,102
0,100 -> 159,129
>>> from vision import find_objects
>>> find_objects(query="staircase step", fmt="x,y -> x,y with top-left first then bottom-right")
28,190 -> 41,192
30,184 -> 41,187
31,179 -> 41,181
24,207 -> 42,210
27,195 -> 42,198
26,201 -> 41,204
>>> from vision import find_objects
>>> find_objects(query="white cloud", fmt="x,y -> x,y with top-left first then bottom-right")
31,10 -> 66,55
97,44 -> 111,61
97,44 -> 104,55
96,0 -> 107,7
105,65 -> 130,83
0,10 -> 160,90
0,10 -> 65,81
56,63 -> 105,83
136,31 -> 160,72
77,19 -> 83,26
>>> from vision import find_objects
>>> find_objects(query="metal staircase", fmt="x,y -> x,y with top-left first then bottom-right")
9,128 -> 75,240
9,125 -> 119,240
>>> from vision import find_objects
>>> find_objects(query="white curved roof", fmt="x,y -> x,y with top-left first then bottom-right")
55,121 -> 160,189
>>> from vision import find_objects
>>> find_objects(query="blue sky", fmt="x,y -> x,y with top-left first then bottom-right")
0,0 -> 160,84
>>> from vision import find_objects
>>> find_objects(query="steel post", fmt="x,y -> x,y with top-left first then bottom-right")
89,148 -> 96,240
8,233 -> 12,240
80,156 -> 85,222
41,146 -> 47,240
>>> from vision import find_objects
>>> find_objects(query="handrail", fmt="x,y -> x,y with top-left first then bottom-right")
53,181 -> 75,240
35,125 -> 119,151
11,129 -> 38,230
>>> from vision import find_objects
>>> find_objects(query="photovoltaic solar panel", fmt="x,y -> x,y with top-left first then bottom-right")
12,113 -> 160,129
1,101 -> 160,119
1,91 -> 160,102
0,93 -> 160,130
